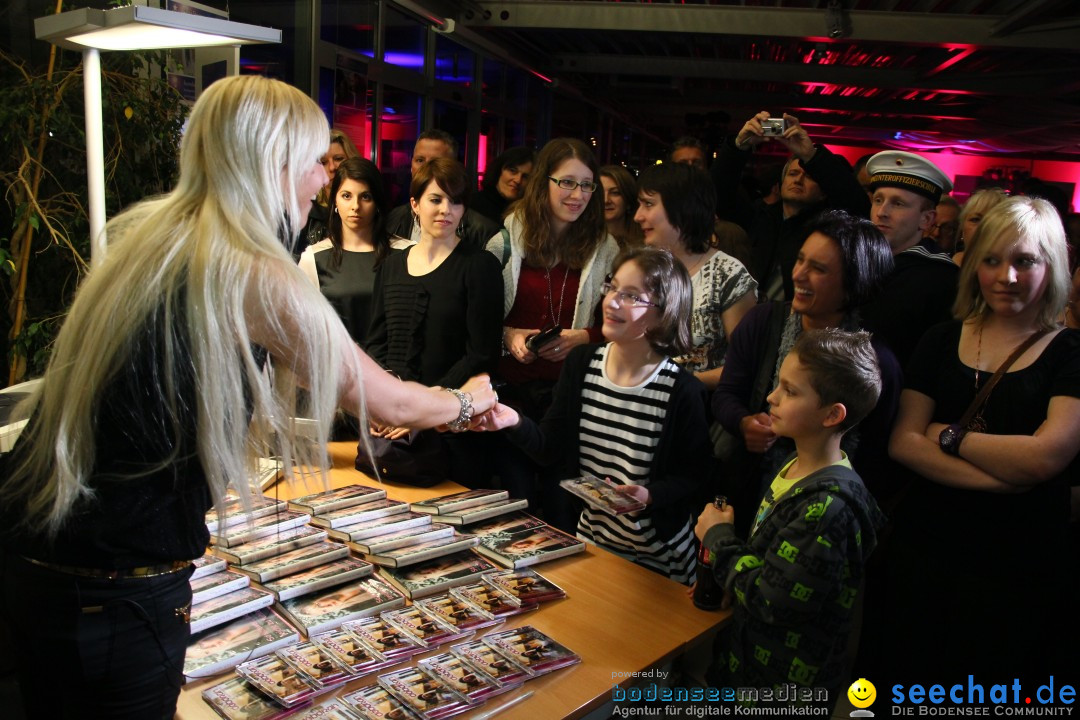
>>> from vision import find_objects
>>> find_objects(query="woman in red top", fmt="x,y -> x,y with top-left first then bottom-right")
485,139 -> 619,528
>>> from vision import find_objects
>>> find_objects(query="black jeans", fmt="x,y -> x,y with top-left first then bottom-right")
2,552 -> 193,719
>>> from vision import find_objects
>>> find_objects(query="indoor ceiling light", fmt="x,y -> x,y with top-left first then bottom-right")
34,5 -> 280,52
34,4 -> 280,264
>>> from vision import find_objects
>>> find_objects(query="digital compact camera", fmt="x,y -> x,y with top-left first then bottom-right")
761,117 -> 786,136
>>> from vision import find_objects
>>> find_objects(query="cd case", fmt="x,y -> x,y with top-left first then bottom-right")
482,625 -> 581,675
483,568 -> 567,604
559,476 -> 646,515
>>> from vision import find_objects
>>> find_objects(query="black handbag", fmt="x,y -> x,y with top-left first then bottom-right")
355,429 -> 448,488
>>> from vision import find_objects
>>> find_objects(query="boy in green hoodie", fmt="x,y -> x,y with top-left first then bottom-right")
696,328 -> 886,705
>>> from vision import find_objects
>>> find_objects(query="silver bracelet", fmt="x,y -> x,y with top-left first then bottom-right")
444,387 -> 473,432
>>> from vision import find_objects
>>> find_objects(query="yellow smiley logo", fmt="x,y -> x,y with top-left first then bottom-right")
848,678 -> 877,709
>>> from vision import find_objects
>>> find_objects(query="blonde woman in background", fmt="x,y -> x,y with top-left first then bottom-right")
952,186 -> 1007,266
0,76 -> 494,719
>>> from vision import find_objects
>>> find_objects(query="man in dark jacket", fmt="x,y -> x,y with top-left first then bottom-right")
385,129 -> 498,250
858,150 -> 958,366
713,112 -> 869,301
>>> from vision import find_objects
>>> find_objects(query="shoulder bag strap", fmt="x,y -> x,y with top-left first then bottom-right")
958,327 -> 1050,428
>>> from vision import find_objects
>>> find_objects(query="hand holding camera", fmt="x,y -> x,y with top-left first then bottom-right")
736,110 -> 785,150
736,112 -> 816,163
760,117 -> 786,136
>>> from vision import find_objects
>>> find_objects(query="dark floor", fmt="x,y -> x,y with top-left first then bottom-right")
0,672 -> 27,720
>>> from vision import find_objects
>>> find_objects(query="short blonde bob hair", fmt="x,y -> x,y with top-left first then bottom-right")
953,195 -> 1070,329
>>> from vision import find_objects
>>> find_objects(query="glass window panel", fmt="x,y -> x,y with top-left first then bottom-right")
479,111 -> 500,187
384,6 -> 426,72
333,54 -> 374,160
320,0 -> 376,58
228,0 -> 303,84
505,66 -> 528,104
482,58 -> 503,100
380,85 -> 423,204
433,99 -> 468,163
505,120 -> 527,150
434,34 -> 474,89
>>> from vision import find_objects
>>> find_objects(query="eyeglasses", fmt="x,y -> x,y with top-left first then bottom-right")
601,282 -> 661,309
548,176 -> 598,193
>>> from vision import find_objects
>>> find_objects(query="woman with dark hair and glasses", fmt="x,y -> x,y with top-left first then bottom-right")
635,162 -> 757,390
299,157 -> 409,346
471,146 -> 535,224
713,210 -> 901,528
485,139 -> 619,525
473,247 -> 711,584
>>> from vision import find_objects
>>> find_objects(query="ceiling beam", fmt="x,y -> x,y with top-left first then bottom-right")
989,0 -> 1059,36
548,53 -> 1077,96
589,84 -> 1080,124
586,88 -> 984,121
461,2 -> 1080,51
550,54 -> 918,88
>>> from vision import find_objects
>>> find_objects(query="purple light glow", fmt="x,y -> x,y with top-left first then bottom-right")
384,52 -> 424,69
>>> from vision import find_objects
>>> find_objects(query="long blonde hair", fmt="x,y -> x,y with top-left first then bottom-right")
4,75 -> 354,537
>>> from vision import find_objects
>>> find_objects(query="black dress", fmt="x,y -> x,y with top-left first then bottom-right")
366,242 -> 504,487
883,322 -> 1080,684
367,242 -> 503,388
301,242 -> 393,347
469,186 -> 510,225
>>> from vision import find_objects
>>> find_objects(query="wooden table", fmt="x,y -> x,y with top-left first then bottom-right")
177,442 -> 730,720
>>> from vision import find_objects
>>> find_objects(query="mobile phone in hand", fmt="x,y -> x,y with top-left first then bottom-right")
525,324 -> 562,353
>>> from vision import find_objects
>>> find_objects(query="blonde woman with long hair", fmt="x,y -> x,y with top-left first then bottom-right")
0,76 -> 494,719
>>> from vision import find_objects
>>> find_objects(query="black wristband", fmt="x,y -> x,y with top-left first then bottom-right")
938,423 -> 968,456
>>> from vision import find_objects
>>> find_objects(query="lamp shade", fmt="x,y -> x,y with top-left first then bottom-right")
34,5 -> 280,51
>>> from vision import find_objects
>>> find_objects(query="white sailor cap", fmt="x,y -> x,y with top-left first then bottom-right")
867,151 -> 953,204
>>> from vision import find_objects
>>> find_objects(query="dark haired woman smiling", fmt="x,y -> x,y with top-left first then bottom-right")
713,210 -> 900,526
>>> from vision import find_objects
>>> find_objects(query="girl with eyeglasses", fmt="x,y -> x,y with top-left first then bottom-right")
472,247 -> 711,584
485,138 -> 620,528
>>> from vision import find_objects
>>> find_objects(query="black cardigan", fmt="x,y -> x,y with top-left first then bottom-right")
505,343 -> 715,540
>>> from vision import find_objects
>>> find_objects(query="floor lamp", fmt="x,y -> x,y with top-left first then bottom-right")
34,5 -> 280,265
